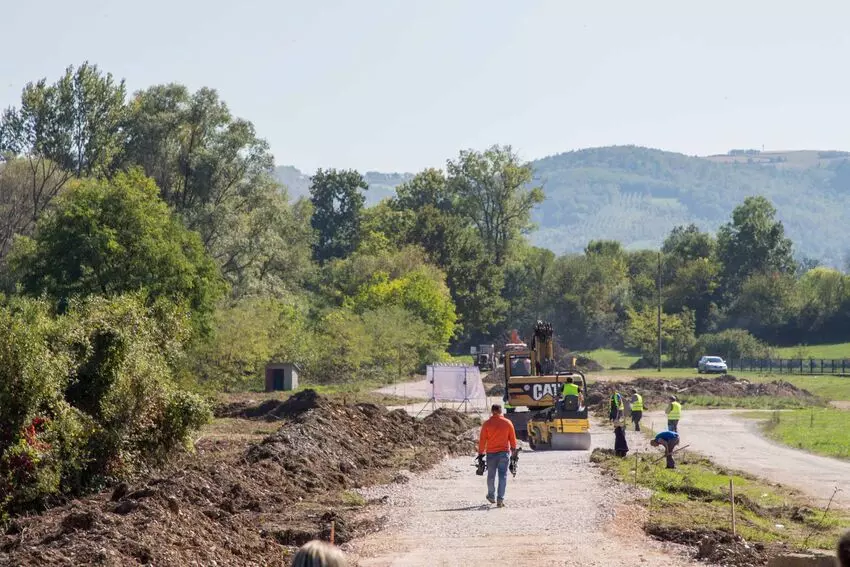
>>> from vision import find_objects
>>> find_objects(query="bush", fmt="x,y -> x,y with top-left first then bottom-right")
692,328 -> 773,363
0,294 -> 211,521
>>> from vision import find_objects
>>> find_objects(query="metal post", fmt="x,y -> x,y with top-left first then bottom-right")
657,251 -> 662,372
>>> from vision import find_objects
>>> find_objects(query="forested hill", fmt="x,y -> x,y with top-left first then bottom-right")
276,146 -> 850,266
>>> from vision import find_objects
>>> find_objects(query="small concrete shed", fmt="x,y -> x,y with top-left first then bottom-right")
265,362 -> 300,392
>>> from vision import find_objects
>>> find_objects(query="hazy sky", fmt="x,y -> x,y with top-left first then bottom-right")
2,0 -> 849,172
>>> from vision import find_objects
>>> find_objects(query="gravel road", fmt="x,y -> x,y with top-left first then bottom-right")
344,423 -> 696,567
643,409 -> 850,508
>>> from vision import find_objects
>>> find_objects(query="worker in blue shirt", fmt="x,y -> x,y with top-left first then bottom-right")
650,430 -> 680,469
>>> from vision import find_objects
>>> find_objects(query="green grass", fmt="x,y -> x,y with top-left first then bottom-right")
755,408 -> 850,460
584,348 -> 641,369
591,449 -> 850,551
677,395 -> 816,410
445,353 -> 474,364
773,342 -> 850,360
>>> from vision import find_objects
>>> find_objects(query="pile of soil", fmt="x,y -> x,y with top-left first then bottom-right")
586,375 -> 817,413
647,526 -> 787,567
1,391 -> 477,566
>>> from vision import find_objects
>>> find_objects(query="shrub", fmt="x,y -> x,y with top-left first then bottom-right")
0,294 -> 212,521
692,328 -> 774,363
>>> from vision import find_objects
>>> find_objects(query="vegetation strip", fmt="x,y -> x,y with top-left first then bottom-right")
591,449 -> 850,565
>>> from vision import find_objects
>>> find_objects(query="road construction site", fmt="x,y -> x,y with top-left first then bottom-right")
3,369 -> 849,566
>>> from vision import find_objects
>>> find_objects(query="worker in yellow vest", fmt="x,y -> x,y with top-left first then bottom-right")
630,389 -> 643,431
561,376 -> 582,410
609,391 -> 624,422
665,395 -> 682,432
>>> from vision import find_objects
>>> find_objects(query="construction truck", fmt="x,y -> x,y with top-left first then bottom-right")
502,321 -> 591,449
476,344 -> 496,371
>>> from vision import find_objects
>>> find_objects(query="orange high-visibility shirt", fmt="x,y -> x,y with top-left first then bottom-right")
478,415 -> 517,454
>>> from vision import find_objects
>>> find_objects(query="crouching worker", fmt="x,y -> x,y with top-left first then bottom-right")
650,430 -> 680,469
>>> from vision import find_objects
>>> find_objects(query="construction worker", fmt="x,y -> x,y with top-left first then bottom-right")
630,389 -> 643,431
650,430 -> 680,469
665,395 -> 682,432
477,403 -> 518,508
561,376 -> 582,408
609,391 -> 624,422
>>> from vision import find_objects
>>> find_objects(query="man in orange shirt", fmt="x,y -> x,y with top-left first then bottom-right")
477,403 -> 518,507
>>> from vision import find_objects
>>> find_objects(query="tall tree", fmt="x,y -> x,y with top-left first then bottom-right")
0,62 -> 127,178
662,224 -> 720,333
9,169 -> 225,334
309,168 -> 368,263
0,158 -> 69,264
447,145 -> 544,266
124,84 -> 308,297
389,169 -> 507,343
717,196 -> 796,295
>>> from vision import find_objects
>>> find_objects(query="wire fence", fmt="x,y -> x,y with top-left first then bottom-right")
727,358 -> 850,375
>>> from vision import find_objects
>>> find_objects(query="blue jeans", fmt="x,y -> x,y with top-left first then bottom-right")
486,452 -> 510,501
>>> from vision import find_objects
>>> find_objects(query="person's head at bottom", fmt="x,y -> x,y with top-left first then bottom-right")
291,540 -> 347,567
491,403 -> 502,416
838,530 -> 850,567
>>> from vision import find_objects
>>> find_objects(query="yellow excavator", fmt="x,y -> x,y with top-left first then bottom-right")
502,321 -> 591,450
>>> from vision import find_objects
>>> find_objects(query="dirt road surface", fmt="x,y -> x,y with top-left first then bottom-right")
345,423 -> 695,567
643,409 -> 850,508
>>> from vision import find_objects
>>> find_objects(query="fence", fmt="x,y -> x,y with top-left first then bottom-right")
728,358 -> 850,375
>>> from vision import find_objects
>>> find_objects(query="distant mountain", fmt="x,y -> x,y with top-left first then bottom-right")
276,146 -> 850,266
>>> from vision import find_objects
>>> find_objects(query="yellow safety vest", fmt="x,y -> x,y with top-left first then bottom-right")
611,393 -> 624,410
631,394 -> 643,412
562,383 -> 580,397
668,401 -> 682,420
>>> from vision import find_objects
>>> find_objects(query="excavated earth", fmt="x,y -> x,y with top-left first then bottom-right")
0,391 -> 477,567
586,375 -> 818,413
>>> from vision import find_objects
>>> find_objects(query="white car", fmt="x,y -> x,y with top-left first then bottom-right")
698,356 -> 727,374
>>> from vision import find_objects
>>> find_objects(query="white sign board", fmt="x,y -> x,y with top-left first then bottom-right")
428,365 -> 487,402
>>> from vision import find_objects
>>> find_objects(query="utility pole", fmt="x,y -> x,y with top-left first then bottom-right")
657,251 -> 662,373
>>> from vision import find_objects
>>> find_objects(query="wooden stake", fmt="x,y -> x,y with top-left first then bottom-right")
330,521 -> 335,544
730,478 -> 736,536
634,453 -> 639,487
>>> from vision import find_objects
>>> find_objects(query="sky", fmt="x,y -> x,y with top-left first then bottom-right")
2,0 -> 849,172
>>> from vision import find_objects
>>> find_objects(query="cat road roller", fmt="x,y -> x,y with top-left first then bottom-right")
526,371 -> 592,451
502,321 -> 591,449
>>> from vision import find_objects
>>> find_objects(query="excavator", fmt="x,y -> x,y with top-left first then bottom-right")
502,321 -> 591,450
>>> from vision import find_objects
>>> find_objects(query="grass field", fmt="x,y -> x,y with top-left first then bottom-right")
756,408 -> 850,460
773,343 -> 850,360
583,348 -> 641,369
591,449 -> 850,552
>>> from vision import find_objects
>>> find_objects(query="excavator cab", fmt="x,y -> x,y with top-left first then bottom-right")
526,370 -> 592,451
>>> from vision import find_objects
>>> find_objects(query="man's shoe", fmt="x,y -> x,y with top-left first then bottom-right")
497,500 -> 505,508
486,495 -> 496,504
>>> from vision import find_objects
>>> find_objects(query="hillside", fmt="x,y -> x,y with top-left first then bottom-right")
276,146 -> 850,266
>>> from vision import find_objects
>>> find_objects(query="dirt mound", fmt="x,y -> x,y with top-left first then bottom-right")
214,389 -> 328,421
2,391 -> 477,566
647,525 -> 786,567
587,375 -> 817,413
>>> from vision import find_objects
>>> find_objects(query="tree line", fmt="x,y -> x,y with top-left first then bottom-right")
0,61 -> 848,517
